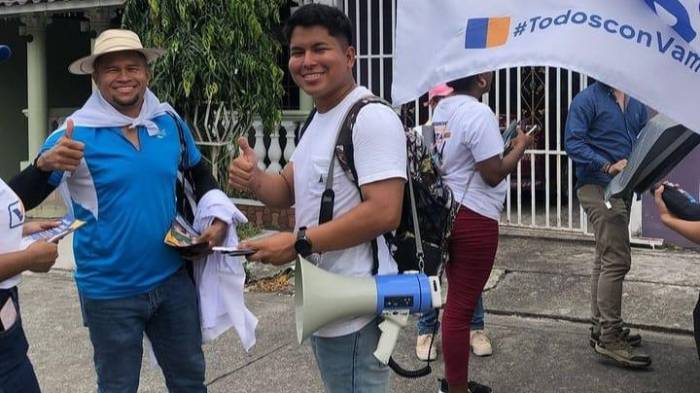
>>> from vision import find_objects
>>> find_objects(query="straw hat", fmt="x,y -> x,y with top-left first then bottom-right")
68,29 -> 165,75
0,45 -> 11,63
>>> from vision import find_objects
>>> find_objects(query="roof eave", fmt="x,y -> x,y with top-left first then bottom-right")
0,0 -> 126,17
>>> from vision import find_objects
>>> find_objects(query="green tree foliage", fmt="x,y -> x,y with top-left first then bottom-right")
122,0 -> 284,182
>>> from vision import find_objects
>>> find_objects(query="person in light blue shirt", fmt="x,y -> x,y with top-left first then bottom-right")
10,29 -> 226,393
565,81 -> 650,369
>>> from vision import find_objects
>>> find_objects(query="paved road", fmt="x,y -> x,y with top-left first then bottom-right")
17,236 -> 700,392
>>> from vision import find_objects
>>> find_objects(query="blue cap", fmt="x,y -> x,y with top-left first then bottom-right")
0,45 -> 11,62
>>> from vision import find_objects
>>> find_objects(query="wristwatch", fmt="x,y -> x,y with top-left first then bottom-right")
294,226 -> 313,257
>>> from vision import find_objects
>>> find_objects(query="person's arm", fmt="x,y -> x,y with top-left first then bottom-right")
11,120 -> 82,210
240,103 -> 406,265
239,177 -> 404,265
8,165 -> 57,210
176,119 -> 219,202
228,137 -> 295,209
564,95 -> 611,172
7,119 -> 85,210
175,120 -> 230,247
306,178 -> 403,251
183,160 -> 218,202
476,128 -> 533,187
655,185 -> 700,243
0,241 -> 59,281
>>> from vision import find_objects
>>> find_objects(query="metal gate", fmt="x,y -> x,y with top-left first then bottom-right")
342,0 -> 597,234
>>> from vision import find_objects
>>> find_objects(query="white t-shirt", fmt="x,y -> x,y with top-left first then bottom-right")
291,86 -> 407,337
0,179 -> 25,289
431,95 -> 506,221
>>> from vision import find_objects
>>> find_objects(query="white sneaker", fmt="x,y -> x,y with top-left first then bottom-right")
470,330 -> 493,356
415,334 -> 438,361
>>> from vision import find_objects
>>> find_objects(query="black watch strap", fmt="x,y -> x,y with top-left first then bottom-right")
295,226 -> 313,257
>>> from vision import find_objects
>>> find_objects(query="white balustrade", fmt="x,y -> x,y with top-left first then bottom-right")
266,126 -> 283,173
249,115 -> 307,172
282,120 -> 297,164
252,120 -> 267,171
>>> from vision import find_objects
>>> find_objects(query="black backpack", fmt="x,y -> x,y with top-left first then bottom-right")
298,96 -> 460,276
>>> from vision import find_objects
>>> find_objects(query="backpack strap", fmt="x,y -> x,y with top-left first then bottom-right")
166,112 -> 197,225
296,108 -> 317,143
320,96 -> 390,275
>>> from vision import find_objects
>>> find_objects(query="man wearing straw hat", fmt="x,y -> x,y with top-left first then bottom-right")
10,29 -> 226,392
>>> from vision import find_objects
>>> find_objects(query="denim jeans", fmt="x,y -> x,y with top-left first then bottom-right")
310,318 -> 390,393
80,268 -> 206,393
0,288 -> 41,393
416,294 -> 485,335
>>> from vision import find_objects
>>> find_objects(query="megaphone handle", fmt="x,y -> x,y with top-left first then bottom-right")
373,311 -> 409,365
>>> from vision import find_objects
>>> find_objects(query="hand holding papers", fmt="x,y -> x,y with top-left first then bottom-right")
164,214 -> 209,257
27,216 -> 86,243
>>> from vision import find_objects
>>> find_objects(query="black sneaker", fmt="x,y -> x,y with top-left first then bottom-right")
438,378 -> 492,393
590,326 -> 642,348
468,381 -> 493,393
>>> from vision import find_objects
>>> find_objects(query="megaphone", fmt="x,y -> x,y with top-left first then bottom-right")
295,256 -> 442,365
605,114 -> 700,202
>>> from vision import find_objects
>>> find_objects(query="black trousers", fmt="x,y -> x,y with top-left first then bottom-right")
694,292 -> 700,360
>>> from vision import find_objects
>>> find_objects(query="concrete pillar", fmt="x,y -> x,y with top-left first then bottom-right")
21,15 -> 48,162
85,8 -> 113,91
85,8 -> 112,48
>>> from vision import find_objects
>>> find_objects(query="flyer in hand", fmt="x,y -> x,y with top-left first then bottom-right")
29,216 -> 86,242
164,214 -> 209,254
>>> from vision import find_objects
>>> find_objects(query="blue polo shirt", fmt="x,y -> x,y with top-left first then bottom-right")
565,82 -> 648,188
40,114 -> 201,299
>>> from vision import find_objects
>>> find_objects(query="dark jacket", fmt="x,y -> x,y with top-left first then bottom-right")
565,82 -> 648,188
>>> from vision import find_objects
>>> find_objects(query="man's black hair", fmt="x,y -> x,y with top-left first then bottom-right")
447,75 -> 480,94
283,4 -> 353,46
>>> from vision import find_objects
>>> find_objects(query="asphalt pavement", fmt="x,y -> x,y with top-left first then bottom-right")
17,236 -> 700,393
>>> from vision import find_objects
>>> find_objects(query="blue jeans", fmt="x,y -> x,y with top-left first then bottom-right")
0,287 -> 41,393
80,268 -> 206,393
417,294 -> 485,335
310,318 -> 390,393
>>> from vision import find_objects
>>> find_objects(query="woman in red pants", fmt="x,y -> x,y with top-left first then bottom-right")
431,72 -> 533,393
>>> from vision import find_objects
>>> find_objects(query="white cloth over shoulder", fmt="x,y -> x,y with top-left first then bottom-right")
192,190 -> 258,350
56,88 -> 177,136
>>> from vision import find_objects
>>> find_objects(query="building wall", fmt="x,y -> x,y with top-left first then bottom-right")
0,20 -> 28,181
0,17 -> 92,181
46,18 -> 92,120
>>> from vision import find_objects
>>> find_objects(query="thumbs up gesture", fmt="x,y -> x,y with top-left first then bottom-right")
36,119 -> 85,172
228,137 -> 261,193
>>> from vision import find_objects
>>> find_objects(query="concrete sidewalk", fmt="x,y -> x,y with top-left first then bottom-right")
17,236 -> 700,393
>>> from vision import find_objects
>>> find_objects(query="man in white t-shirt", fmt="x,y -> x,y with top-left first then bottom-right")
228,4 -> 406,393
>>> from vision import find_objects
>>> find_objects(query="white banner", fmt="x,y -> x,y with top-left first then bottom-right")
392,0 -> 700,132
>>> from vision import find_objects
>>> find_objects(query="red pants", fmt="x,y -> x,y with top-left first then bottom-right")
441,206 -> 499,385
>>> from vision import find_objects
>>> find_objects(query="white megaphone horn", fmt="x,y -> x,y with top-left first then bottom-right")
294,256 -> 442,365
